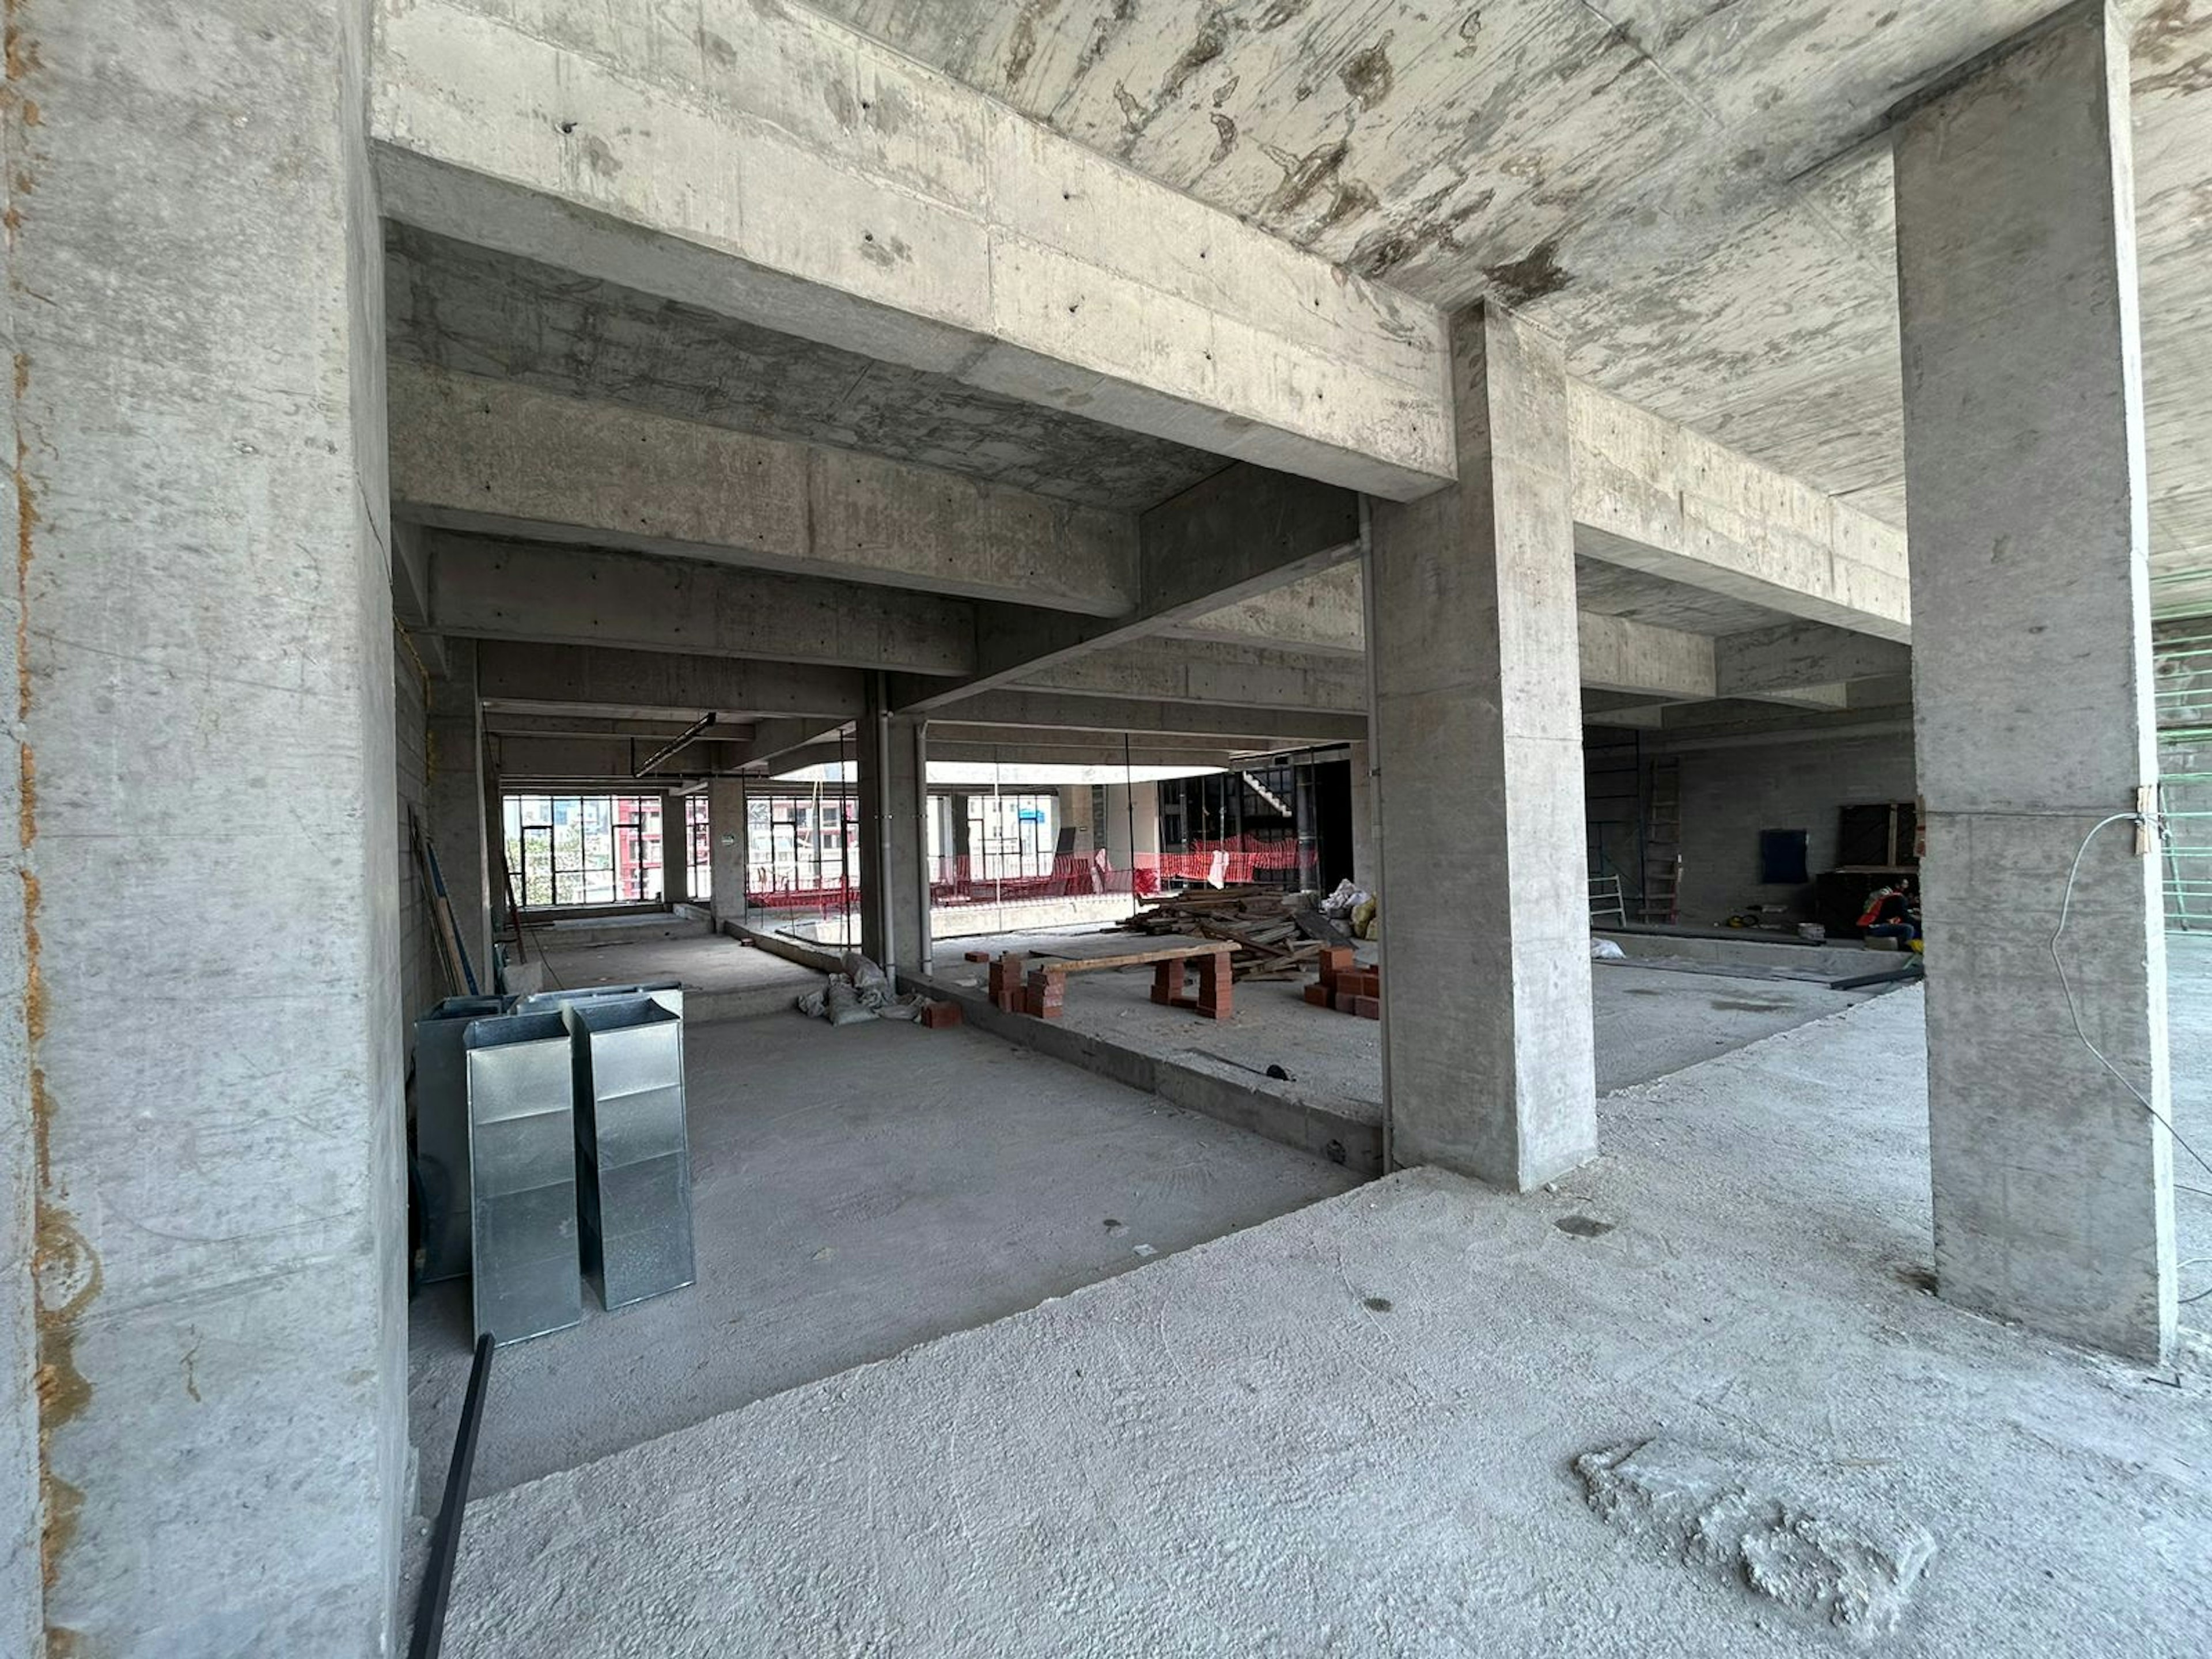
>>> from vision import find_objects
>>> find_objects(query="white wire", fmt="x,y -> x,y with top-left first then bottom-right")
2049,814 -> 2211,1172
2048,810 -> 2212,1309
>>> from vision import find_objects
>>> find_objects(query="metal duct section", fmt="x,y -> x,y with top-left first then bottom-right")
518,979 -> 685,1022
413,995 -> 510,1284
464,1011 -> 584,1344
564,996 -> 696,1310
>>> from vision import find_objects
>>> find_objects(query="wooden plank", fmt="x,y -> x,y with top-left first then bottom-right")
1017,943 -> 1231,976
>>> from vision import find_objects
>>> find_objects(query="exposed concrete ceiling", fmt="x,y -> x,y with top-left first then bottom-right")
804,0 -> 2212,611
384,224 -> 1229,514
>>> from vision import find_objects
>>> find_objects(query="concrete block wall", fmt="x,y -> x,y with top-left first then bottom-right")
1668,733 -> 1918,926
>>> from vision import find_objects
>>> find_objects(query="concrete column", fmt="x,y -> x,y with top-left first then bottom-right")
1895,1 -> 2173,1361
661,791 -> 689,907
426,640 -> 490,984
0,150 -> 36,1659
858,679 -> 930,978
709,777 -> 748,924
12,1 -> 404,1650
1348,739 -> 1378,893
1366,304 -> 1597,1191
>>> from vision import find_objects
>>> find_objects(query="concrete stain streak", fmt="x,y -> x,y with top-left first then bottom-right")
5,7 -> 88,1644
2132,0 -> 2212,94
1338,35 -> 1393,109
1483,237 -> 1571,306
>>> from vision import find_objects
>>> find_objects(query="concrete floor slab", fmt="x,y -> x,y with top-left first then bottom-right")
534,931 -> 824,1022
440,987 -> 2212,1656
407,1012 -> 1359,1502
937,926 -> 1883,1104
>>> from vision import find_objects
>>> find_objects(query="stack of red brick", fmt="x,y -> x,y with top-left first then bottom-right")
1304,947 -> 1380,1019
1148,950 -> 1233,1021
986,952 -> 1028,1012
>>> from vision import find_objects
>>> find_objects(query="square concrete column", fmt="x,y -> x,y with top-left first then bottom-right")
661,791 -> 690,907
1895,1 -> 2173,1361
709,776 -> 748,925
858,678 -> 931,978
426,640 -> 491,982
1366,305 -> 1597,1190
13,1 -> 404,1649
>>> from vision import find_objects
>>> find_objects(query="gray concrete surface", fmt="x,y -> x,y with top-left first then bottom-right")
536,930 -> 823,1024
1371,308 -> 1598,1190
438,988 -> 2212,1656
16,3 -> 408,1653
1899,5 -> 2173,1362
407,1010 -> 1358,1503
939,928 -> 1881,1105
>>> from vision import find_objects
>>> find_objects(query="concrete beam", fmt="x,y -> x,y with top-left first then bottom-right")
1169,565 -> 1365,657
369,0 -> 1451,498
490,734 -> 748,780
1572,381 -> 1912,642
391,363 -> 1138,616
483,714 -> 760,746
770,738 -> 1237,774
894,463 -> 1363,714
428,533 -> 978,676
946,690 -> 1366,745
1016,638 -> 1367,714
1715,621 -> 1914,699
1577,612 -> 1716,702
476,642 -> 864,720
731,717 -> 854,770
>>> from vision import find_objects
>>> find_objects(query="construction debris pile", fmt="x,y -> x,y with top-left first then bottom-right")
1115,885 -> 1350,981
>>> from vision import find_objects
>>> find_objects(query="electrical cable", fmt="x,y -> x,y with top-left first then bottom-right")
2049,810 -> 2211,1308
2050,813 -> 2212,1180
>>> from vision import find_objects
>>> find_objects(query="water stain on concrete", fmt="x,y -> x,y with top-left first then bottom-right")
1710,998 -> 1791,1014
1209,111 -> 1236,164
1162,11 -> 1231,104
1339,37 -> 1393,109
1484,237 -> 1571,305
1556,1215 -> 1615,1239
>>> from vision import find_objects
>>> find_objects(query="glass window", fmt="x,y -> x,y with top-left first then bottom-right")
502,793 -> 665,909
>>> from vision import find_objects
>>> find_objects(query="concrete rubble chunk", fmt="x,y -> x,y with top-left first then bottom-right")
1575,1435 -> 1935,1634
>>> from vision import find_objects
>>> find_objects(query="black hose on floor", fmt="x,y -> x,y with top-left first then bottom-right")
410,1332 -> 495,1659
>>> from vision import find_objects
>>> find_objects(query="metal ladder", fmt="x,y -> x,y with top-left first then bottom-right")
1588,873 -> 1627,927
1639,757 -> 1683,923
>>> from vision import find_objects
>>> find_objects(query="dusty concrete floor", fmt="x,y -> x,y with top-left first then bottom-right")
533,930 -> 822,1020
407,1011 -> 1358,1501
940,926 -> 1883,1103
438,986 -> 2212,1656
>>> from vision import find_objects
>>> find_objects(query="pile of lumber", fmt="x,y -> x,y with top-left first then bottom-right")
1115,885 -> 1346,980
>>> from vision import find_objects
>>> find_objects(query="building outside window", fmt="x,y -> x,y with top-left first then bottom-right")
685,794 -> 713,902
745,789 -> 861,904
503,792 -> 665,908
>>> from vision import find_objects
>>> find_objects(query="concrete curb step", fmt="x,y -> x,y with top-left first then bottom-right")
909,970 -> 1384,1178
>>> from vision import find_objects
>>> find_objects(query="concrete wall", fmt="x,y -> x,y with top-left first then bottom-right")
15,2 -> 408,1649
1669,733 -> 1917,926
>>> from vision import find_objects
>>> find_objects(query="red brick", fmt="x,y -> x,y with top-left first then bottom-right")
1302,983 -> 1332,1007
1352,996 -> 1380,1020
964,950 -> 992,963
1318,947 -> 1355,987
1152,961 -> 1183,1005
921,1000 -> 963,1029
1334,991 -> 1359,1014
